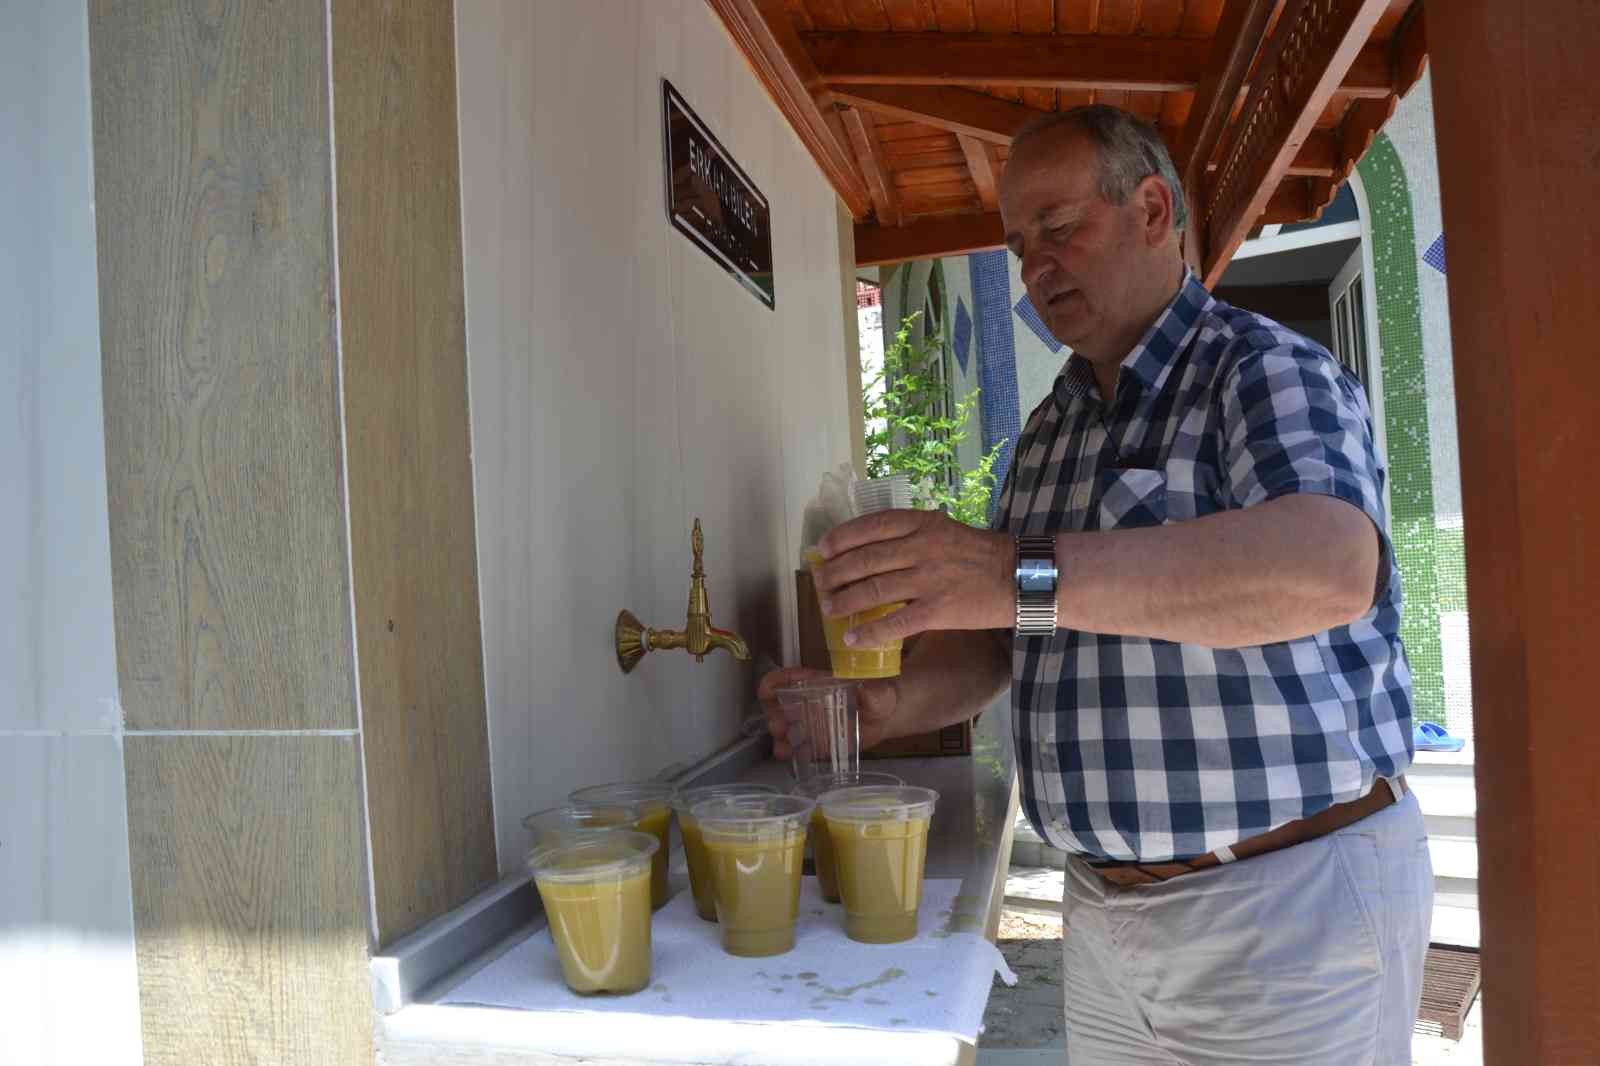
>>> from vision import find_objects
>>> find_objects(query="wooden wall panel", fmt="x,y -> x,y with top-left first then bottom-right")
330,0 -> 497,945
87,0 -> 357,731
124,735 -> 372,1066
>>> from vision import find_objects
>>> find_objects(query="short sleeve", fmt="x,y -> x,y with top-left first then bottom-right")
1219,343 -> 1393,603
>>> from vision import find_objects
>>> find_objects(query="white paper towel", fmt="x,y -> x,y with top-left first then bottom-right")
442,877 -> 1017,1042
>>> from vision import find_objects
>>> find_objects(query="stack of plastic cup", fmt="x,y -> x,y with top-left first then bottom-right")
790,770 -> 902,902
691,794 -> 815,957
569,781 -> 677,909
818,785 -> 939,944
672,782 -> 781,922
774,677 -> 861,781
526,830 -> 659,994
850,472 -> 915,515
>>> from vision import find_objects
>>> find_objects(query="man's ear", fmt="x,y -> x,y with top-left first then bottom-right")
1136,175 -> 1175,248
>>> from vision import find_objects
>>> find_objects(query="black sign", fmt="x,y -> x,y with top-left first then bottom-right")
663,81 -> 775,309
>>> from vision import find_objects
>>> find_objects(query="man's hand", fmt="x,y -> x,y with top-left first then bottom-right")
757,666 -> 901,761
809,509 -> 1015,646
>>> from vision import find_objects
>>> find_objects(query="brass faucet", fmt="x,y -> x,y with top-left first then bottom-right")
616,519 -> 751,673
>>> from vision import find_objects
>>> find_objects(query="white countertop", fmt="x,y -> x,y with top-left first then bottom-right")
375,709 -> 1019,1066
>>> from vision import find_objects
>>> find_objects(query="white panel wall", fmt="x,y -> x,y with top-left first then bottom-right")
0,2 -> 141,1064
456,0 -> 854,868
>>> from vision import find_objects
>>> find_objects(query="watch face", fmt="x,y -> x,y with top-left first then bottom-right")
1018,559 -> 1056,594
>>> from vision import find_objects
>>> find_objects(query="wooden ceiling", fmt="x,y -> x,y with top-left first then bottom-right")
708,0 -> 1428,282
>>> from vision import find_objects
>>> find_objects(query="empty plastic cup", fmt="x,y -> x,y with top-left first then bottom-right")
570,781 -> 677,909
775,677 -> 862,780
791,770 -> 903,902
527,830 -> 658,994
692,794 -> 815,957
672,782 -> 781,922
819,785 -> 938,944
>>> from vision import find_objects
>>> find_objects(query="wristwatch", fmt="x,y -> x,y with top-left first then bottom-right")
1014,535 -> 1059,635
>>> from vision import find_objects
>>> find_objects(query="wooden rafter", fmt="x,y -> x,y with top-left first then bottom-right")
705,0 -> 871,217
805,31 -> 1395,97
1201,0 -> 1391,284
808,31 -> 1211,92
957,135 -> 999,210
1175,0 -> 1277,182
841,108 -> 900,226
855,212 -> 1005,267
826,84 -> 1040,144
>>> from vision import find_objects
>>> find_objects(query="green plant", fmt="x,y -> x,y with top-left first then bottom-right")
863,312 -> 1003,528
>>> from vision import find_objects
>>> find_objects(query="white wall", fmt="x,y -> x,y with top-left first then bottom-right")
455,0 -> 854,869
0,2 -> 142,1063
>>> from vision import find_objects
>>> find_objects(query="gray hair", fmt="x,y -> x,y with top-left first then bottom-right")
1010,105 -> 1188,234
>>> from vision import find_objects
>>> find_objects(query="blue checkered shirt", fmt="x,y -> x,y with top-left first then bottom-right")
995,273 -> 1413,862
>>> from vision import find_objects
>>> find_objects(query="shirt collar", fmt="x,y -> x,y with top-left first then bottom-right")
1052,271 -> 1213,410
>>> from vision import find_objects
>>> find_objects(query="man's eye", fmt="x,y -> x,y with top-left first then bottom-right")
1048,224 -> 1074,240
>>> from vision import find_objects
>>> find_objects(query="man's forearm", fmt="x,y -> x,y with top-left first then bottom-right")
882,629 -> 1011,742
1055,494 -> 1379,648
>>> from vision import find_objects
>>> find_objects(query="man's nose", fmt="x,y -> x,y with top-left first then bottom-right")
1020,247 -> 1055,293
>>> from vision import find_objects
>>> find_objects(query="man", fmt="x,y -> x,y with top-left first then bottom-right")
761,106 -> 1431,1065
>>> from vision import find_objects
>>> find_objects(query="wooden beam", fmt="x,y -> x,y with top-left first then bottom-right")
706,0 -> 871,217
1429,5 -> 1600,1063
806,31 -> 1395,97
855,211 -> 1005,267
1259,178 -> 1315,226
1285,129 -> 1340,177
807,31 -> 1211,92
957,135 -> 999,210
827,84 -> 1042,144
1201,0 -> 1390,285
1174,0 -> 1276,179
841,107 -> 900,226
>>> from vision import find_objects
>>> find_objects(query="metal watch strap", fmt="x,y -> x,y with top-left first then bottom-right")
1014,535 -> 1059,635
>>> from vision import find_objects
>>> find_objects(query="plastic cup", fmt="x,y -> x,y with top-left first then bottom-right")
527,830 -> 658,995
819,785 -> 938,944
522,803 -> 640,848
804,548 -> 903,678
791,771 -> 903,903
775,677 -> 862,780
570,782 -> 677,909
692,794 -> 815,957
672,782 -> 782,922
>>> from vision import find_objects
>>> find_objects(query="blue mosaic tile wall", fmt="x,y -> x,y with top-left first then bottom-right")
968,249 -> 1020,523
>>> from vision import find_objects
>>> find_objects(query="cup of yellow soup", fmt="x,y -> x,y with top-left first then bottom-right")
527,830 -> 658,995
691,794 -> 815,957
790,770 -> 903,903
570,781 -> 678,909
818,785 -> 938,944
804,548 -> 904,678
672,782 -> 781,922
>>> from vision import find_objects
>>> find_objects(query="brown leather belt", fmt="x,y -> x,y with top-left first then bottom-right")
1085,776 -> 1409,888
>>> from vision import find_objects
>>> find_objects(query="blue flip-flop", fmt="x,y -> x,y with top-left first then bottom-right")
1414,721 -> 1466,752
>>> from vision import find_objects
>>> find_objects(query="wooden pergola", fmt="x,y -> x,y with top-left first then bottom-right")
710,0 -> 1425,282
710,4 -> 1600,1065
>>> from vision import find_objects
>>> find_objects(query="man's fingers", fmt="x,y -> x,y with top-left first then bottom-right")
846,600 -> 935,647
824,569 -> 920,618
815,509 -> 925,561
813,539 -> 916,597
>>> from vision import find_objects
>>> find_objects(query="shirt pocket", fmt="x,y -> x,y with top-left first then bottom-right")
1096,467 -> 1168,531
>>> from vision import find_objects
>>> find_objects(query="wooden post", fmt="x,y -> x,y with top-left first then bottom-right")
1429,5 -> 1600,1064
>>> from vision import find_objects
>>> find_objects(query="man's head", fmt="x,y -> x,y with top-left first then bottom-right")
999,106 -> 1187,365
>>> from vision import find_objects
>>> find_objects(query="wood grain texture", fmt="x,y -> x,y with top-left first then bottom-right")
329,0 -> 498,946
124,735 -> 372,1066
1430,5 -> 1600,1062
87,0 -> 357,731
